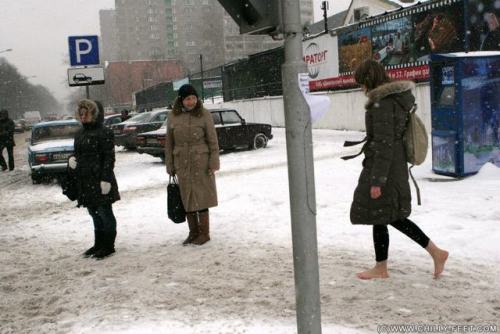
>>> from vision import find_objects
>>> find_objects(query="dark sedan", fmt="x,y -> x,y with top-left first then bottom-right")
136,109 -> 273,161
103,114 -> 124,128
111,109 -> 168,149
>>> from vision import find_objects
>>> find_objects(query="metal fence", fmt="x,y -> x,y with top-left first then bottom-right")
222,47 -> 284,102
134,46 -> 285,110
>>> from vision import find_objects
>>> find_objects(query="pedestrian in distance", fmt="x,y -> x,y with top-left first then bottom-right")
165,84 -> 220,246
69,99 -> 120,259
350,59 -> 449,279
0,109 -> 16,172
120,109 -> 131,122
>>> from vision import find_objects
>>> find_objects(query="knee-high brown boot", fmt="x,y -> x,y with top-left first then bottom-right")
183,213 -> 200,245
192,211 -> 210,245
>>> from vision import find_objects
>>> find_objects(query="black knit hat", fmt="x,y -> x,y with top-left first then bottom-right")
178,84 -> 198,101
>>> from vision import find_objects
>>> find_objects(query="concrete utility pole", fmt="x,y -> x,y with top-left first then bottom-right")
281,1 -> 322,333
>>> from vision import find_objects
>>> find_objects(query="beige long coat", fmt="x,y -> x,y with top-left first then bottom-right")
165,99 -> 220,212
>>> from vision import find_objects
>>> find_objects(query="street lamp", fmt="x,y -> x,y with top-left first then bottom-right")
0,48 -> 13,54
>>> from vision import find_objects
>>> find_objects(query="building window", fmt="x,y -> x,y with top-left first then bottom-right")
353,7 -> 369,22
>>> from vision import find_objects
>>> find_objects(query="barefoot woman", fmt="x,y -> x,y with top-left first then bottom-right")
350,60 -> 448,280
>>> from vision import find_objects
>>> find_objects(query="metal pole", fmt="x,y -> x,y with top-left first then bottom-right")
281,1 -> 322,333
200,54 -> 204,101
322,1 -> 329,33
84,66 -> 90,99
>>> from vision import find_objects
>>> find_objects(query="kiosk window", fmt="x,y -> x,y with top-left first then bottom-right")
437,86 -> 455,106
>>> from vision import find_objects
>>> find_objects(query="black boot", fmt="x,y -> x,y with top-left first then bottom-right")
83,230 -> 102,258
93,230 -> 116,259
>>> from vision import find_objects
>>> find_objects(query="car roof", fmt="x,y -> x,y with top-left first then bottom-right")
207,109 -> 237,113
32,120 -> 80,128
104,113 -> 121,119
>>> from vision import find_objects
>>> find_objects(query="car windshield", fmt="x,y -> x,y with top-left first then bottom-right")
32,124 -> 81,144
124,112 -> 152,123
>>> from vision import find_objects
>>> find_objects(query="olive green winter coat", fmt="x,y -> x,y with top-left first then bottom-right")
165,98 -> 220,212
350,81 -> 416,225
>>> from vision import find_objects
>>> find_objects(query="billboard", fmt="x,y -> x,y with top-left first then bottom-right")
371,16 -> 415,65
413,2 -> 465,61
338,27 -> 372,73
468,0 -> 500,51
303,34 -> 339,80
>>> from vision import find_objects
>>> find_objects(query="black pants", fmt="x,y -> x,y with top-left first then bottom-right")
0,145 -> 14,171
373,218 -> 430,262
87,204 -> 117,232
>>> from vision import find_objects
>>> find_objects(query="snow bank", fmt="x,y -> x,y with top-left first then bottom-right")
1,128 -> 499,334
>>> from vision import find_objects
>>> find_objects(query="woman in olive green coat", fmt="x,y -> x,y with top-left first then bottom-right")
350,60 -> 448,280
165,84 -> 219,246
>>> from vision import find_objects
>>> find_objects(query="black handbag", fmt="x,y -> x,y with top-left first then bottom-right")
61,167 -> 78,201
167,176 -> 186,223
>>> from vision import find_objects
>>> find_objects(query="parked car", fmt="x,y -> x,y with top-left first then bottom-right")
14,119 -> 26,133
103,114 -> 124,128
27,120 -> 81,183
136,122 -> 167,161
136,109 -> 273,161
212,108 -> 273,150
111,109 -> 168,149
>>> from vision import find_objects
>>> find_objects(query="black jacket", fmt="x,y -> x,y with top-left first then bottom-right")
73,102 -> 120,208
350,81 -> 415,225
0,111 -> 15,147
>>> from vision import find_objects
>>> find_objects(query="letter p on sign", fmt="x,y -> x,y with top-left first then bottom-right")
68,35 -> 100,66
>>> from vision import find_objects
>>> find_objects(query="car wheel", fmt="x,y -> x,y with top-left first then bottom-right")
31,174 -> 41,184
251,133 -> 268,149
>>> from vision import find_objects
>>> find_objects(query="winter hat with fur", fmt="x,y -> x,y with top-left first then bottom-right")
178,84 -> 198,101
76,99 -> 99,122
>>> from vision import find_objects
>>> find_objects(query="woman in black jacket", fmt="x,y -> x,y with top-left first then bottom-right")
351,60 -> 448,279
69,99 -> 120,259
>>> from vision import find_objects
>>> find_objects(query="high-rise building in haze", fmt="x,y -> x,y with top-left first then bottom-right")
99,9 -> 119,62
100,0 -> 314,73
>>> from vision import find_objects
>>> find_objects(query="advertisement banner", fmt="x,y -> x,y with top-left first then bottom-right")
338,27 -> 372,73
413,2 -> 465,61
467,0 -> 500,51
309,65 -> 430,91
303,34 -> 339,80
371,16 -> 415,65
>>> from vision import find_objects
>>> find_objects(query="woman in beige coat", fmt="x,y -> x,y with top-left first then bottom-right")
165,84 -> 220,245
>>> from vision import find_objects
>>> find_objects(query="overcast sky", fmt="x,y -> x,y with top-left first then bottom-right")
0,0 -> 351,102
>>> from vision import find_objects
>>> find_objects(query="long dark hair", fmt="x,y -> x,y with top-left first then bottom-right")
354,59 -> 392,91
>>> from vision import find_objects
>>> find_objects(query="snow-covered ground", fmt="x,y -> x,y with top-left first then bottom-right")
1,128 -> 499,334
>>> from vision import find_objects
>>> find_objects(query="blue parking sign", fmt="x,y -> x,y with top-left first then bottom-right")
68,35 -> 100,66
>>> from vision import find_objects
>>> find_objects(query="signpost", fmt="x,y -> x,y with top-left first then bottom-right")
67,35 -> 103,98
67,67 -> 105,87
68,35 -> 100,66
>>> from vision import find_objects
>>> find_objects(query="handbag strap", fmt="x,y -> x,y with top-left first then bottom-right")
169,175 -> 179,184
341,136 -> 367,160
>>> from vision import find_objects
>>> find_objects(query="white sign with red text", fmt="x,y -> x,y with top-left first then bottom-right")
302,34 -> 338,81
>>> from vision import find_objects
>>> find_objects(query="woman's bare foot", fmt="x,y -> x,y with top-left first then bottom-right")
357,261 -> 389,280
426,241 -> 449,279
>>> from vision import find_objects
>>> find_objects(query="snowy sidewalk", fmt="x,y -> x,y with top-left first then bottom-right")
1,128 -> 499,334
